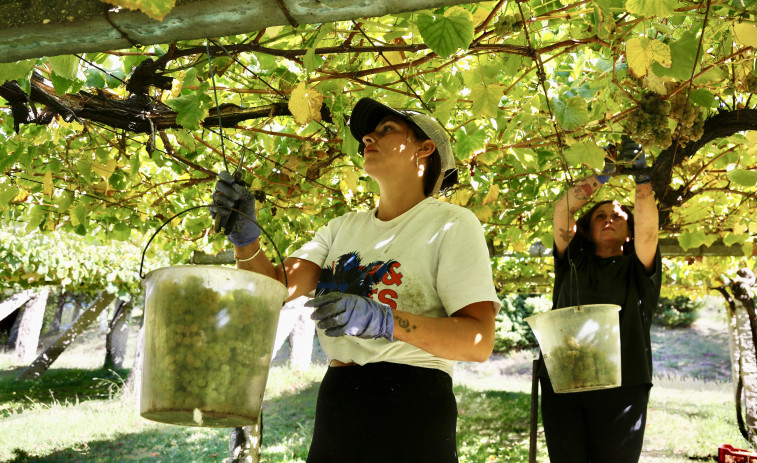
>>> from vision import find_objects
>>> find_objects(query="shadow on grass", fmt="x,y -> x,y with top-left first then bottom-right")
2,372 -> 544,462
0,367 -> 129,417
2,381 -> 321,463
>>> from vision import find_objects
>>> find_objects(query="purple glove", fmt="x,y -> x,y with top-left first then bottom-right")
306,292 -> 394,341
596,156 -> 615,184
619,135 -> 650,184
210,171 -> 260,247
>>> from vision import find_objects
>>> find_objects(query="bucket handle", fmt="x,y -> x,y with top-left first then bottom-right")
138,204 -> 288,290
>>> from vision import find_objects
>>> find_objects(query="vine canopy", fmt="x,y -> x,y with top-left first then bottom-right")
0,0 -> 756,294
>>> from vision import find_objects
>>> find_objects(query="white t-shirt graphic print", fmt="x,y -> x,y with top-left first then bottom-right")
290,197 -> 500,376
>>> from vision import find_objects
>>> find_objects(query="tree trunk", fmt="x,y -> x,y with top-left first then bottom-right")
16,292 -> 115,380
272,296 -> 314,371
13,288 -> 50,365
717,267 -> 757,446
288,297 -> 315,371
123,322 -> 145,401
47,290 -> 68,334
228,417 -> 262,463
104,299 -> 132,370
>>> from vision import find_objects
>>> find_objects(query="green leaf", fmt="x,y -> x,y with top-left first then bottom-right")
48,55 -> 79,81
165,91 -> 211,130
25,205 -> 46,232
417,7 -> 474,58
0,60 -> 35,83
688,89 -> 717,108
454,127 -> 487,159
564,141 -> 606,170
0,148 -> 20,174
71,203 -> 89,227
727,169 -> 757,186
304,24 -> 332,73
552,96 -> 589,131
0,184 -> 19,210
723,233 -> 746,246
677,230 -> 706,250
651,32 -> 698,80
111,223 -> 131,241
625,0 -> 677,18
470,83 -> 503,118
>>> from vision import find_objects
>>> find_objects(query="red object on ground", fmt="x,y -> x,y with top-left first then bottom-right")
720,444 -> 757,463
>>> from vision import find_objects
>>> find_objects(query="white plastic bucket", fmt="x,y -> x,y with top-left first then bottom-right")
525,304 -> 621,393
140,265 -> 287,427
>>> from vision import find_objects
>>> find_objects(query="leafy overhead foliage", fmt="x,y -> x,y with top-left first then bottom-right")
0,1 -> 755,295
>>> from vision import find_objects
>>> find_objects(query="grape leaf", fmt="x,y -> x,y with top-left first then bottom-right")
552,96 -> 589,131
471,83 -> 504,118
48,55 -> 79,81
417,7 -> 474,58
626,37 -> 671,78
651,31 -> 698,81
726,169 -> 757,186
288,82 -> 325,126
677,230 -> 707,250
564,141 -> 606,170
733,22 -> 757,48
0,60 -> 35,83
100,0 -> 176,21
625,0 -> 677,18
43,171 -> 54,198
165,91 -> 211,130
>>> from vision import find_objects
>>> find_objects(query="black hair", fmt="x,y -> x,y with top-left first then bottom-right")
407,124 -> 442,197
575,200 -> 636,255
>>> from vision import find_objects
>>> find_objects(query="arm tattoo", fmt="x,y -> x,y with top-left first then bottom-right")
573,184 -> 593,201
558,227 -> 573,243
636,190 -> 655,201
394,315 -> 417,333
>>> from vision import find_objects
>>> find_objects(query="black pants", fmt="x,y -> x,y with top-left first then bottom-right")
306,362 -> 458,463
540,378 -> 651,463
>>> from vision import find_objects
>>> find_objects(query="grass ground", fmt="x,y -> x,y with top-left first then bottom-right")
0,304 -> 750,462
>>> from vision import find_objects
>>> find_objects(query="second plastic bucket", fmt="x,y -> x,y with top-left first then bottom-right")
526,304 -> 621,393
140,265 -> 288,427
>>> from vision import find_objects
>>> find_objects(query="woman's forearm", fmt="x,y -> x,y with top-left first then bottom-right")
553,175 -> 604,255
391,302 -> 496,362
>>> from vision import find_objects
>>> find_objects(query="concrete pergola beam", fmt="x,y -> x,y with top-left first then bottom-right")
0,0 -> 481,63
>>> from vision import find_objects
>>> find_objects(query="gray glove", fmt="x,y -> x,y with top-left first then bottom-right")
210,171 -> 260,247
619,135 -> 650,184
306,292 -> 394,341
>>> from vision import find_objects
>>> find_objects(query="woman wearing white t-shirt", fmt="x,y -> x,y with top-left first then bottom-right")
211,98 -> 500,463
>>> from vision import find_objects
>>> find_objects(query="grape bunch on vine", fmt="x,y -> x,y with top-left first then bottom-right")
624,92 -> 705,151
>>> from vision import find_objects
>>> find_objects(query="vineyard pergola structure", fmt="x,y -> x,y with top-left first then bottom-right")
0,0 -> 755,296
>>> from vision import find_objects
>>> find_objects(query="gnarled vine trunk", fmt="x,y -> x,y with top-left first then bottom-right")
717,268 -> 757,446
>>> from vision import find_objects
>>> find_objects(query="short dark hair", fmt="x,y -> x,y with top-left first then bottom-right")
575,200 -> 636,255
407,124 -> 442,197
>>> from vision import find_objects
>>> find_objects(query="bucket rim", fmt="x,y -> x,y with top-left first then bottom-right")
142,264 -> 288,296
524,303 -> 621,324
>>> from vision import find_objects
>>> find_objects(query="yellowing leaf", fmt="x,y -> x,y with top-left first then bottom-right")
749,221 -> 757,234
100,0 -> 176,21
734,22 -> 757,48
14,188 -> 29,203
288,82 -> 325,126
43,171 -> 54,198
91,159 -> 118,180
643,73 -> 668,95
626,37 -> 671,78
472,204 -> 494,222
733,222 -> 747,235
483,184 -> 500,205
450,188 -> 474,206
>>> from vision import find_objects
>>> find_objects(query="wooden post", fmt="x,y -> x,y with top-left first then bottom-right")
13,288 -> 50,365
